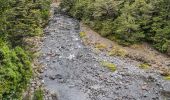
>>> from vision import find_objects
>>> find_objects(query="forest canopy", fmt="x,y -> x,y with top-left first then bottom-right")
60,0 -> 170,54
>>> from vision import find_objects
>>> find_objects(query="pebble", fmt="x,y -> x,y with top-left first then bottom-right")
42,80 -> 45,83
162,82 -> 170,96
55,74 -> 63,79
49,75 -> 56,80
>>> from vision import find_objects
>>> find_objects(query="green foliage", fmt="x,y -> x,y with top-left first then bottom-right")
150,0 -> 170,53
0,43 -> 32,99
60,0 -> 170,53
0,0 -> 50,99
100,20 -> 115,37
33,89 -> 43,100
0,0 -> 50,44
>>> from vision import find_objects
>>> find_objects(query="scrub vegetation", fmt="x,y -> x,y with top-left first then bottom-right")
0,0 -> 50,99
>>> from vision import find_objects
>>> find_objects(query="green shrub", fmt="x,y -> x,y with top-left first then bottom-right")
33,89 -> 43,100
0,43 -> 32,99
100,20 -> 114,37
0,0 -> 50,44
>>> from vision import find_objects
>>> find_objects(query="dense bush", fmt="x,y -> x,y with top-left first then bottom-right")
0,0 -> 50,99
0,0 -> 50,45
0,42 -> 32,99
60,0 -> 170,53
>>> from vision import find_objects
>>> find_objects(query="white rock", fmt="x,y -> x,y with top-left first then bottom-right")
68,54 -> 75,60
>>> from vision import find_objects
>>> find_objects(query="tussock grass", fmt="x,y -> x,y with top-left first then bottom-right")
139,63 -> 150,69
95,43 -> 107,51
79,32 -> 86,38
164,76 -> 170,80
108,46 -> 127,57
101,61 -> 117,72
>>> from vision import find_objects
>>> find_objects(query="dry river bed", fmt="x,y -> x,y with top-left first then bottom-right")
38,9 -> 170,100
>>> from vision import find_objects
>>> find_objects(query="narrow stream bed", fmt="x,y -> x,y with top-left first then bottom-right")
39,8 -> 170,100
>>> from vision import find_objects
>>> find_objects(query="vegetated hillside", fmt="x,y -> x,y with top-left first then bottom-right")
60,0 -> 170,54
0,0 -> 50,99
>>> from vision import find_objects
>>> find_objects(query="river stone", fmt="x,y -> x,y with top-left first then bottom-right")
162,82 -> 170,97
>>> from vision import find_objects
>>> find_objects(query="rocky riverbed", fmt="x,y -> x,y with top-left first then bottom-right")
38,7 -> 170,100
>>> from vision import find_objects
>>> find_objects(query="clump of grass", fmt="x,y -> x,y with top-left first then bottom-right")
33,89 -> 43,100
160,69 -> 170,80
108,46 -> 127,57
139,63 -> 150,69
95,43 -> 107,51
101,61 -> 117,72
164,75 -> 170,80
79,32 -> 86,38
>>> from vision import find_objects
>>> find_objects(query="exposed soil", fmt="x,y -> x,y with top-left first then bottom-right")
38,4 -> 170,100
80,24 -> 170,75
